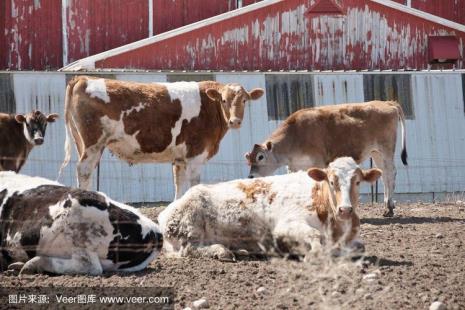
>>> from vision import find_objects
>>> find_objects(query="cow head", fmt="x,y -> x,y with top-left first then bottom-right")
307,157 -> 382,221
245,141 -> 279,178
15,111 -> 59,146
206,84 -> 264,129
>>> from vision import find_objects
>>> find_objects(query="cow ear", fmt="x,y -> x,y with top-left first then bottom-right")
307,168 -> 327,182
46,113 -> 59,123
248,88 -> 264,101
206,88 -> 222,101
244,152 -> 251,160
15,114 -> 26,123
362,168 -> 382,184
265,141 -> 273,151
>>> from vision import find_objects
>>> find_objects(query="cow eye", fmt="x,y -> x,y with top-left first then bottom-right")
356,181 -> 361,186
330,181 -> 334,186
222,99 -> 226,103
257,154 -> 264,161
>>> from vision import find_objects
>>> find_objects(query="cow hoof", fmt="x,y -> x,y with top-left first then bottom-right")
210,245 -> 236,262
383,209 -> 394,217
8,262 -> 25,271
350,241 -> 365,254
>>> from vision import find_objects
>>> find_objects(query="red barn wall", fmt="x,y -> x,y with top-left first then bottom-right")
411,0 -> 465,25
66,0 -> 150,63
153,0 -> 237,35
94,0 -> 465,71
2,0 -> 62,70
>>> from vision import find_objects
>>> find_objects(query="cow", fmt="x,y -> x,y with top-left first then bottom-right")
59,76 -> 264,199
158,157 -> 382,260
245,101 -> 407,217
0,111 -> 59,172
0,171 -> 163,275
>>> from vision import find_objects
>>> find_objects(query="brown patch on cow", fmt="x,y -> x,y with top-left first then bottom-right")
310,183 -> 329,223
268,192 -> 277,204
237,180 -> 271,203
175,81 -> 230,159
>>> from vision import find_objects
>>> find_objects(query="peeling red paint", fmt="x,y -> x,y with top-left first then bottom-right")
66,0 -> 149,63
2,0 -> 62,70
95,0 -> 465,71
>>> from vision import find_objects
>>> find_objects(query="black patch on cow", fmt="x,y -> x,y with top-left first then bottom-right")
0,189 -> 6,207
0,185 -> 111,265
1,184 -> 158,272
106,203 -> 159,269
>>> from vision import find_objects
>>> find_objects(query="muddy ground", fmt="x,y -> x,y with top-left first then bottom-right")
1,202 -> 465,309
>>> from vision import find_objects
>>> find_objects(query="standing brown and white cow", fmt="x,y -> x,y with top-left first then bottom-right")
60,76 -> 263,199
0,111 -> 59,172
245,101 -> 407,217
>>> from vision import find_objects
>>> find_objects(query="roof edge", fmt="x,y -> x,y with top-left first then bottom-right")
370,0 -> 465,33
59,0 -> 283,71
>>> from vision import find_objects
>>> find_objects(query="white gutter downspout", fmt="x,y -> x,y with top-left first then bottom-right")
148,0 -> 154,37
61,0 -> 68,66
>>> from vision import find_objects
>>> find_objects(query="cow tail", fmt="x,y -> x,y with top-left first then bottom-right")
57,78 -> 77,180
396,102 -> 408,166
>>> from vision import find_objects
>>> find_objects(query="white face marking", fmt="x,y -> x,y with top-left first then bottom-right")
160,82 -> 202,147
85,78 -> 110,103
228,85 -> 242,92
328,157 -> 358,207
22,122 -> 34,144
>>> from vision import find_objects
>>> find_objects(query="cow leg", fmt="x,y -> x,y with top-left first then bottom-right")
181,244 -> 235,262
272,221 -> 321,256
20,251 -> 103,276
77,146 -> 105,190
371,151 -> 396,217
172,160 -> 188,200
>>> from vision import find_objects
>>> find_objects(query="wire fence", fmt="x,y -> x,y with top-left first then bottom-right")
3,154 -> 465,204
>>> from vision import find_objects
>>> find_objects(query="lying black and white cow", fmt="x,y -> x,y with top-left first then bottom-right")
0,172 -> 162,275
158,157 -> 381,260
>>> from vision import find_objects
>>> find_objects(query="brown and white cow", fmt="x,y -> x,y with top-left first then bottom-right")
245,101 -> 407,217
60,76 -> 264,199
158,157 -> 382,260
0,172 -> 163,275
0,111 -> 59,172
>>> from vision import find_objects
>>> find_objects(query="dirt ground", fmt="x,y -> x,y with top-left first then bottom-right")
1,202 -> 465,309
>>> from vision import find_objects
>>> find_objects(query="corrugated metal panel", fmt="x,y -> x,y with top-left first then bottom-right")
3,0 -> 62,70
3,71 -> 465,203
65,0 -> 149,63
265,74 -> 315,120
95,0 -> 465,71
363,74 -> 414,119
0,74 -> 16,113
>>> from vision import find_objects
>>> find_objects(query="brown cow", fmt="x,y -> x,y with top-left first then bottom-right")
245,101 -> 407,217
0,111 -> 58,172
60,76 -> 264,198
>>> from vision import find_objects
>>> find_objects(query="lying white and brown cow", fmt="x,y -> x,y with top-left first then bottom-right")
0,111 -> 59,172
60,76 -> 264,199
158,157 -> 382,260
0,172 -> 162,275
246,101 -> 407,217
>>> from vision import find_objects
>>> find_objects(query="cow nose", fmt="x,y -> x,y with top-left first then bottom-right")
34,138 -> 44,145
248,174 -> 254,179
229,118 -> 242,127
338,206 -> 353,215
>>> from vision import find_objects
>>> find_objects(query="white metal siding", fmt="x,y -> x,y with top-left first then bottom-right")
3,71 -> 465,203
